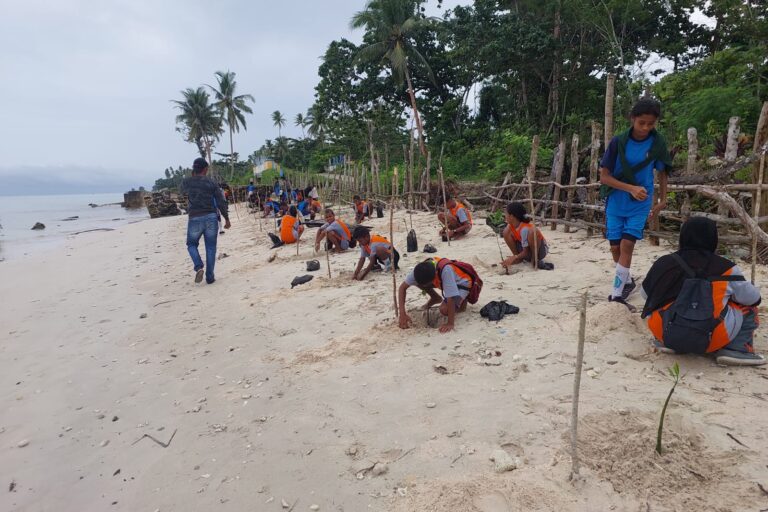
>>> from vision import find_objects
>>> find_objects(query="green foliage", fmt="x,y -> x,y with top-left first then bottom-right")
656,362 -> 681,455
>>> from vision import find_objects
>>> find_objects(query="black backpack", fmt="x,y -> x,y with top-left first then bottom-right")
661,254 -> 744,354
407,229 -> 418,252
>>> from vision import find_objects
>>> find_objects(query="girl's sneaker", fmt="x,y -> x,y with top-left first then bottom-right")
714,348 -> 767,366
621,278 -> 637,300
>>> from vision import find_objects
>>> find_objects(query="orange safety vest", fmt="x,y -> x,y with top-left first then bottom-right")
431,257 -> 472,289
361,234 -> 391,257
337,219 -> 352,240
509,221 -> 545,243
646,267 -> 736,353
311,199 -> 322,210
280,215 -> 298,244
450,201 -> 472,225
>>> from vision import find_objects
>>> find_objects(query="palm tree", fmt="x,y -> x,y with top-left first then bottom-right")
272,110 -> 286,138
294,113 -> 306,139
306,106 -> 327,144
351,0 -> 434,156
208,70 -> 255,181
171,87 -> 223,176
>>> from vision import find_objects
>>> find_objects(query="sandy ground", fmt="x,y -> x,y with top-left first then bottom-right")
2,202 -> 768,512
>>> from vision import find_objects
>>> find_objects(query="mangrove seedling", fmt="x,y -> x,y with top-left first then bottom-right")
656,362 -> 681,455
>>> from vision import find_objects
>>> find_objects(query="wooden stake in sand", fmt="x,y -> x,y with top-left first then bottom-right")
496,230 -> 508,275
570,291 -> 588,481
438,166 -> 450,247
391,167 -> 399,317
325,244 -> 332,279
752,153 -> 766,284
527,135 -> 541,269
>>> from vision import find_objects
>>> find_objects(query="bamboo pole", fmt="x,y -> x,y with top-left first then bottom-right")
391,167 -> 399,317
604,74 -> 615,149
550,140 -> 566,230
492,172 -> 511,212
752,153 -> 766,284
564,134 -> 580,233
527,135 -> 540,269
408,128 -> 415,209
325,244 -> 332,279
569,291 -> 588,481
587,122 -> 601,236
438,166 -> 450,246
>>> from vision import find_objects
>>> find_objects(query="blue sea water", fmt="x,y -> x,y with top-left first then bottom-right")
0,193 -> 149,261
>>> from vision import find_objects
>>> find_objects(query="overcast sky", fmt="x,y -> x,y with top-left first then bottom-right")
0,0 -> 465,194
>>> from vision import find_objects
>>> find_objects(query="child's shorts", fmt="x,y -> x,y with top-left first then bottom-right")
443,290 -> 469,311
605,212 -> 647,241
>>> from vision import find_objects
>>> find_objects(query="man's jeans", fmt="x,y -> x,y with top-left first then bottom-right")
187,213 -> 218,283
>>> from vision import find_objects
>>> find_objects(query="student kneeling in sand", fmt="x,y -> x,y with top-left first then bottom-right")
641,217 -> 765,366
314,209 -> 352,253
501,202 -> 554,270
351,226 -> 399,281
268,206 -> 304,248
353,195 -> 372,224
398,257 -> 482,333
438,195 -> 472,241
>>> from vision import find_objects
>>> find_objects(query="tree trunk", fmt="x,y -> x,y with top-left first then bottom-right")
229,125 -> 235,182
404,67 -> 427,157
687,128 -> 698,174
549,2 -> 562,132
604,74 -> 616,149
586,122 -> 601,236
754,103 -> 768,225
564,134 -> 579,233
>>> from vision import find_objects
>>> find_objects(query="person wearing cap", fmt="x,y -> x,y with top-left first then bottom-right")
180,158 -> 230,284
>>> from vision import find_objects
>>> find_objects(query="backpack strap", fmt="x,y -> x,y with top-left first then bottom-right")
671,253 -> 696,278
435,258 -> 471,291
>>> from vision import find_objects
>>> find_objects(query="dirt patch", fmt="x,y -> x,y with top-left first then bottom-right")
565,301 -> 647,343
574,410 -> 753,511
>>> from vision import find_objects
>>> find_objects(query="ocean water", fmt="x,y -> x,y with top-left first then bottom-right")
0,193 -> 150,261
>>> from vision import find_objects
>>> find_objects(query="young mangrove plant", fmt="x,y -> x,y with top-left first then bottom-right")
656,362 -> 681,455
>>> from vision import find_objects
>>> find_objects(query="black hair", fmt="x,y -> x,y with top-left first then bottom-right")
192,158 -> 208,174
353,195 -> 361,201
289,205 -> 297,217
630,98 -> 661,119
352,225 -> 370,240
324,208 -> 335,216
413,260 -> 436,286
506,201 -> 529,222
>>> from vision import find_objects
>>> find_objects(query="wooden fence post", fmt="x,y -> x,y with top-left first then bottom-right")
753,102 -> 768,225
587,122 -> 601,236
604,74 -> 616,150
564,134 -> 580,233
687,127 -> 698,174
527,135 -> 540,269
725,116 -> 741,163
550,140 -> 566,230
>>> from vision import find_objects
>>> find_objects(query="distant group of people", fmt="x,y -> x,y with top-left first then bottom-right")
179,97 -> 764,365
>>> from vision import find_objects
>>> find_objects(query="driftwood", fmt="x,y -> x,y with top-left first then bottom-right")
694,185 -> 768,247
669,145 -> 767,185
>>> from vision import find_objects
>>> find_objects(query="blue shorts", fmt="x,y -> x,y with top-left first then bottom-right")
605,212 -> 647,242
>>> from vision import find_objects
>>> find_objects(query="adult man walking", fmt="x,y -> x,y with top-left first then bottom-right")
180,158 -> 230,284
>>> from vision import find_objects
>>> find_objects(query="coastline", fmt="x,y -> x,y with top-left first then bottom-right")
1,208 -> 766,511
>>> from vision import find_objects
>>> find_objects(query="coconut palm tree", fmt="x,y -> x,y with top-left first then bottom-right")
208,70 -> 255,181
294,113 -> 306,139
351,0 -> 434,156
306,106 -> 327,144
272,110 -> 286,139
171,87 -> 223,177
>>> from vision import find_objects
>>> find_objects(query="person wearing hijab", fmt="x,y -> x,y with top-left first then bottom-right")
641,217 -> 764,366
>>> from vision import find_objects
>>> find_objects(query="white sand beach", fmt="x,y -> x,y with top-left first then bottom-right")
2,206 -> 767,512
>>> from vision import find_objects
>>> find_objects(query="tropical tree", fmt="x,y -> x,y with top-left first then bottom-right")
272,110 -> 286,138
171,87 -> 222,167
295,113 -> 307,138
351,0 -> 434,156
208,70 -> 255,181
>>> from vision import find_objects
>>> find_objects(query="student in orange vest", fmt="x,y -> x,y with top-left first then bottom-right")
268,205 -> 304,248
437,195 -> 472,241
314,209 -> 353,253
501,202 -> 553,270
398,257 -> 481,333
353,195 -> 371,223
641,217 -> 764,366
351,226 -> 400,281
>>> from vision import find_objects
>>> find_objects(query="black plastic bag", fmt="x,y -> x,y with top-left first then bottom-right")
291,275 -> 314,288
268,232 -> 284,248
376,205 -> 384,218
480,300 -> 520,322
306,260 -> 320,272
407,229 -> 418,252
423,243 -> 437,253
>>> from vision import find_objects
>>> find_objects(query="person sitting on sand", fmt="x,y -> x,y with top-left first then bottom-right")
438,195 -> 472,241
353,195 -> 371,224
501,202 -> 553,270
297,197 -> 311,217
308,197 -> 322,220
268,205 -> 304,248
315,209 -> 352,253
641,217 -> 765,366
263,194 -> 281,217
179,158 -> 230,284
398,257 -> 481,334
351,226 -> 399,281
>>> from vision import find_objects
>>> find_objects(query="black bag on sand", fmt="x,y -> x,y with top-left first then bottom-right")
291,275 -> 314,288
376,205 -> 384,218
306,260 -> 320,272
268,232 -> 284,248
480,300 -> 520,322
423,244 -> 437,253
407,229 -> 418,252
661,253 -> 744,354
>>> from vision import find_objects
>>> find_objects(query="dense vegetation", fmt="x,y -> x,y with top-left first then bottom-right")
158,0 -> 767,191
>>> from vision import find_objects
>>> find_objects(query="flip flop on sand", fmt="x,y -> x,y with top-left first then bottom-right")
195,268 -> 204,283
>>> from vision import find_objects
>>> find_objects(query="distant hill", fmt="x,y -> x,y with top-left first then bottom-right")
0,166 -> 151,196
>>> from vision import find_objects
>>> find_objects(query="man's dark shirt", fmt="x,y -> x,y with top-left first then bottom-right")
180,175 -> 229,220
